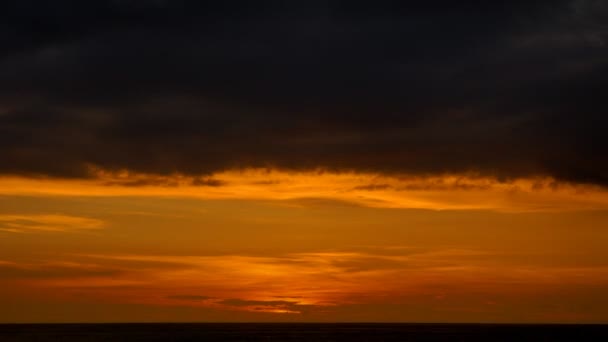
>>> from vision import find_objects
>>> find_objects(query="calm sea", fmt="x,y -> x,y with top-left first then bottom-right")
1,323 -> 607,341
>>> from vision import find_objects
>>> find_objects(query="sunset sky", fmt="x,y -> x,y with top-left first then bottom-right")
1,1 -> 608,323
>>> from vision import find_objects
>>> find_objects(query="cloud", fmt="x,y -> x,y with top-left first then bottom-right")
5,247 -> 608,320
99,172 -> 226,188
0,214 -> 104,233
353,184 -> 392,191
0,1 -> 606,185
0,260 -> 119,279
190,177 -> 226,187
218,298 -> 313,314
167,295 -> 213,301
219,298 -> 297,307
2,170 -> 608,212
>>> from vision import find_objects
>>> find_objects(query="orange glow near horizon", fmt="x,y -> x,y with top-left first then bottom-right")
3,0 -> 608,327
2,168 -> 608,322
4,249 -> 608,321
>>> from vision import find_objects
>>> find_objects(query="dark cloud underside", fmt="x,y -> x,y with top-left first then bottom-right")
1,0 -> 607,184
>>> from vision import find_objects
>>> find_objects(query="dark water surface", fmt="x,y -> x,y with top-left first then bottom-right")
0,323 -> 606,341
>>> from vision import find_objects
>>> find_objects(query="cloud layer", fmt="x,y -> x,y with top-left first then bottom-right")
1,1 -> 607,184
2,170 -> 608,212
4,248 -> 608,321
0,214 -> 103,233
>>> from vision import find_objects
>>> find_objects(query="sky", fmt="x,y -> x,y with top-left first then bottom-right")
1,0 -> 608,323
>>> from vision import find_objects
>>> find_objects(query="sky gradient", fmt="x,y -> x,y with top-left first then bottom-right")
1,0 -> 608,323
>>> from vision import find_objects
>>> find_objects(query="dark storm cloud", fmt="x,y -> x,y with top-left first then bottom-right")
1,0 -> 607,184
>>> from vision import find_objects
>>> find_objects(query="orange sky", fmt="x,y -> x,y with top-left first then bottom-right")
3,0 -> 608,326
2,169 -> 608,323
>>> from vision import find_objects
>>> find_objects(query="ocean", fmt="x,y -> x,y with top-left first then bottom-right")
1,323 -> 607,341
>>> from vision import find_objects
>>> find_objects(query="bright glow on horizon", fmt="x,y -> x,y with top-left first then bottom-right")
2,169 -> 608,322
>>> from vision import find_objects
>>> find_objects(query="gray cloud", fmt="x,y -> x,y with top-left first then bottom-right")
0,1 -> 607,185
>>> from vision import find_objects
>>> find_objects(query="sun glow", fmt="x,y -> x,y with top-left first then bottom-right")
2,169 -> 608,322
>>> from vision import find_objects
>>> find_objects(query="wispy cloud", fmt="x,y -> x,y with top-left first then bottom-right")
218,298 -> 308,314
166,295 -> 214,301
0,214 -> 104,233
1,169 -> 608,212
0,260 -> 119,279
4,247 -> 607,320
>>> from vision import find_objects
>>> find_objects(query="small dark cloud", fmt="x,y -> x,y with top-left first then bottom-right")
103,179 -> 180,187
252,180 -> 281,185
191,177 -> 226,187
397,183 -> 492,192
100,176 -> 225,187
